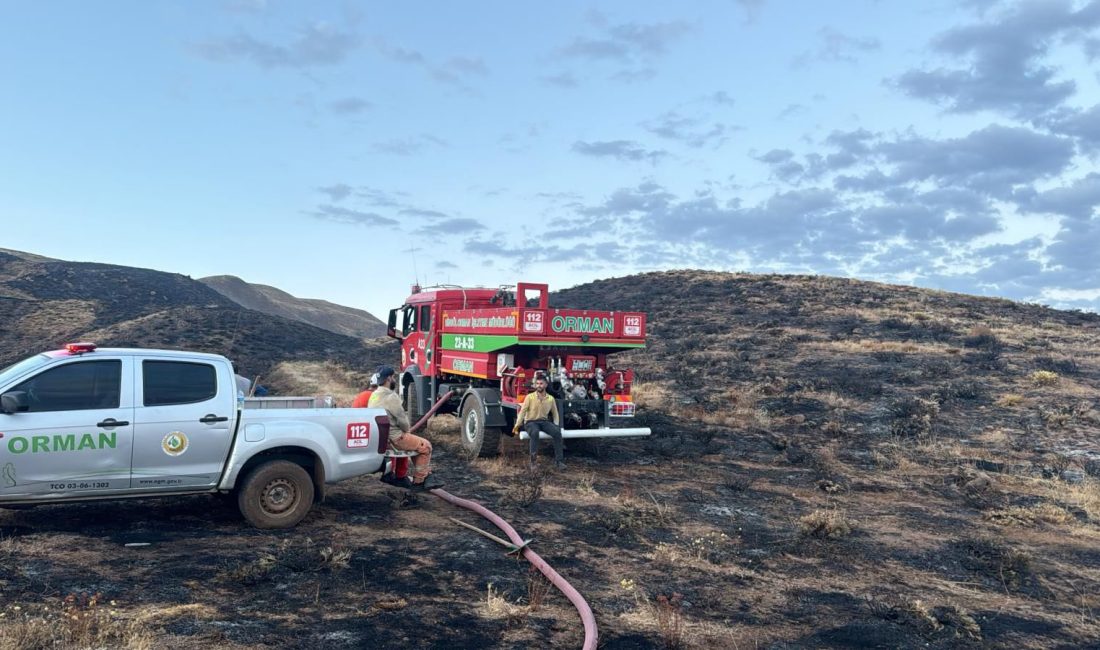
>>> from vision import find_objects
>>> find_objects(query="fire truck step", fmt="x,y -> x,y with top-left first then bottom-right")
519,427 -> 651,440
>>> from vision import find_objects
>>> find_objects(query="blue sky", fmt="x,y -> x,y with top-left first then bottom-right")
3,1 -> 1100,318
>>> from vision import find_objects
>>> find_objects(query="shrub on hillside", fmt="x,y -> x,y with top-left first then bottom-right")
935,380 -> 982,404
963,325 -> 1001,350
1029,370 -> 1059,386
799,508 -> 853,539
888,397 -> 940,440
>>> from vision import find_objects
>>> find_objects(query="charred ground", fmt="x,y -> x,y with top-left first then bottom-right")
3,269 -> 1100,649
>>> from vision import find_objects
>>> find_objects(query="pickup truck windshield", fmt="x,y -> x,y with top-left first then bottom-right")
0,354 -> 51,388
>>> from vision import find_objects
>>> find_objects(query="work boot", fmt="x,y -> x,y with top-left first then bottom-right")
385,476 -> 414,489
555,461 -> 567,470
380,472 -> 411,488
411,478 -> 444,491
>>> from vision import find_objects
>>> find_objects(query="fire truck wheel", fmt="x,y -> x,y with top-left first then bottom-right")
460,395 -> 502,458
237,460 -> 315,529
405,380 -> 423,425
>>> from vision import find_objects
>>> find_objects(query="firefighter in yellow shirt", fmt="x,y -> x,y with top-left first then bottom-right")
513,374 -> 565,470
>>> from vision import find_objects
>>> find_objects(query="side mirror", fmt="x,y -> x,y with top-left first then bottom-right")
0,391 -> 29,415
386,308 -> 400,339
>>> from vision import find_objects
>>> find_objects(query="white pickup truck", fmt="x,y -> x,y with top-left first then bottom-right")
0,343 -> 390,528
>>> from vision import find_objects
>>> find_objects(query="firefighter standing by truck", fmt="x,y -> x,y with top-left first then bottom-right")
369,366 -> 440,490
513,374 -> 566,470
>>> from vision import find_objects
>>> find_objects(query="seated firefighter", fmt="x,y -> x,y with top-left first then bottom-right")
369,366 -> 440,490
513,374 -> 566,470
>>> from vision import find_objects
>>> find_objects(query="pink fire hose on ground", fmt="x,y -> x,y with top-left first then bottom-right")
430,487 -> 599,650
398,389 -> 599,649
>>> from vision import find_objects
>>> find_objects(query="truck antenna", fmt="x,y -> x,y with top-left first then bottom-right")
403,246 -> 422,291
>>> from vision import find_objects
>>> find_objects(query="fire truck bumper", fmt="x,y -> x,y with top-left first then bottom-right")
519,427 -> 651,440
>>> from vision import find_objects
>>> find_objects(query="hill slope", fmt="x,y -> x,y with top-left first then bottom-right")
0,250 -> 391,387
200,274 -> 385,339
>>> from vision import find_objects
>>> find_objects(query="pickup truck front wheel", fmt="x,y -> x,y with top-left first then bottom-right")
237,460 -> 315,529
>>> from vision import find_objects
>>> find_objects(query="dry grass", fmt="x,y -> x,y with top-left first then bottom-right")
264,360 -> 364,404
996,393 -> 1026,407
14,300 -> 98,338
217,537 -> 352,584
632,381 -> 674,410
482,583 -> 527,621
652,532 -> 735,566
656,592 -> 686,649
867,597 -> 983,641
601,492 -> 676,534
473,454 -> 521,478
1030,370 -> 1060,387
974,428 -> 1011,446
814,338 -> 955,356
0,535 -> 19,571
525,567 -> 552,612
801,389 -> 856,411
1064,480 -> 1100,520
888,397 -> 940,441
575,472 -> 598,496
798,508 -> 853,539
0,595 -> 154,650
130,603 -> 218,626
985,503 -> 1074,527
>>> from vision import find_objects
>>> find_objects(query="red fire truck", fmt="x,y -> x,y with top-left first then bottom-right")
385,282 -> 651,456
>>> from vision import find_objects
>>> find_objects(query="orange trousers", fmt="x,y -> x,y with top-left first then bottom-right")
391,433 -> 432,482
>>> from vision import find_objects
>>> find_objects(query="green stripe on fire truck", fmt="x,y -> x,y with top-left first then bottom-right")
520,340 -> 646,348
440,334 -> 519,353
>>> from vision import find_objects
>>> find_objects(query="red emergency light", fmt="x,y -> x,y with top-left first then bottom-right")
65,342 -> 97,355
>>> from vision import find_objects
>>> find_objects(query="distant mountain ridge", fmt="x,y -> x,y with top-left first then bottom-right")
199,275 -> 385,340
0,249 -> 390,385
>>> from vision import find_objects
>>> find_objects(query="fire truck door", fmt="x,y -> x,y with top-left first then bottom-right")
418,304 -> 432,374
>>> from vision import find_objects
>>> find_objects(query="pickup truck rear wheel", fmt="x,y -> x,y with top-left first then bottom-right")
237,460 -> 315,529
460,395 -> 502,458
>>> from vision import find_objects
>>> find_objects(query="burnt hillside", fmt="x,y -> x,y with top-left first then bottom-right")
541,270 -> 1100,646
200,274 -> 386,340
0,249 -> 388,382
555,270 -> 1100,448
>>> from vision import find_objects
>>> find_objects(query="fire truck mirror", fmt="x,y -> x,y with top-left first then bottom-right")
386,308 -> 399,338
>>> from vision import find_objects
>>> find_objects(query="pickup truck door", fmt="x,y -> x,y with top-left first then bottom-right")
130,358 -> 235,491
0,357 -> 134,500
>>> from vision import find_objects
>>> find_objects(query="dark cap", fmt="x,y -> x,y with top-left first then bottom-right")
376,365 -> 396,382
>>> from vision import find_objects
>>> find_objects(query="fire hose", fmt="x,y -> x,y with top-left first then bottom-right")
400,389 -> 599,650
431,487 -> 598,650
